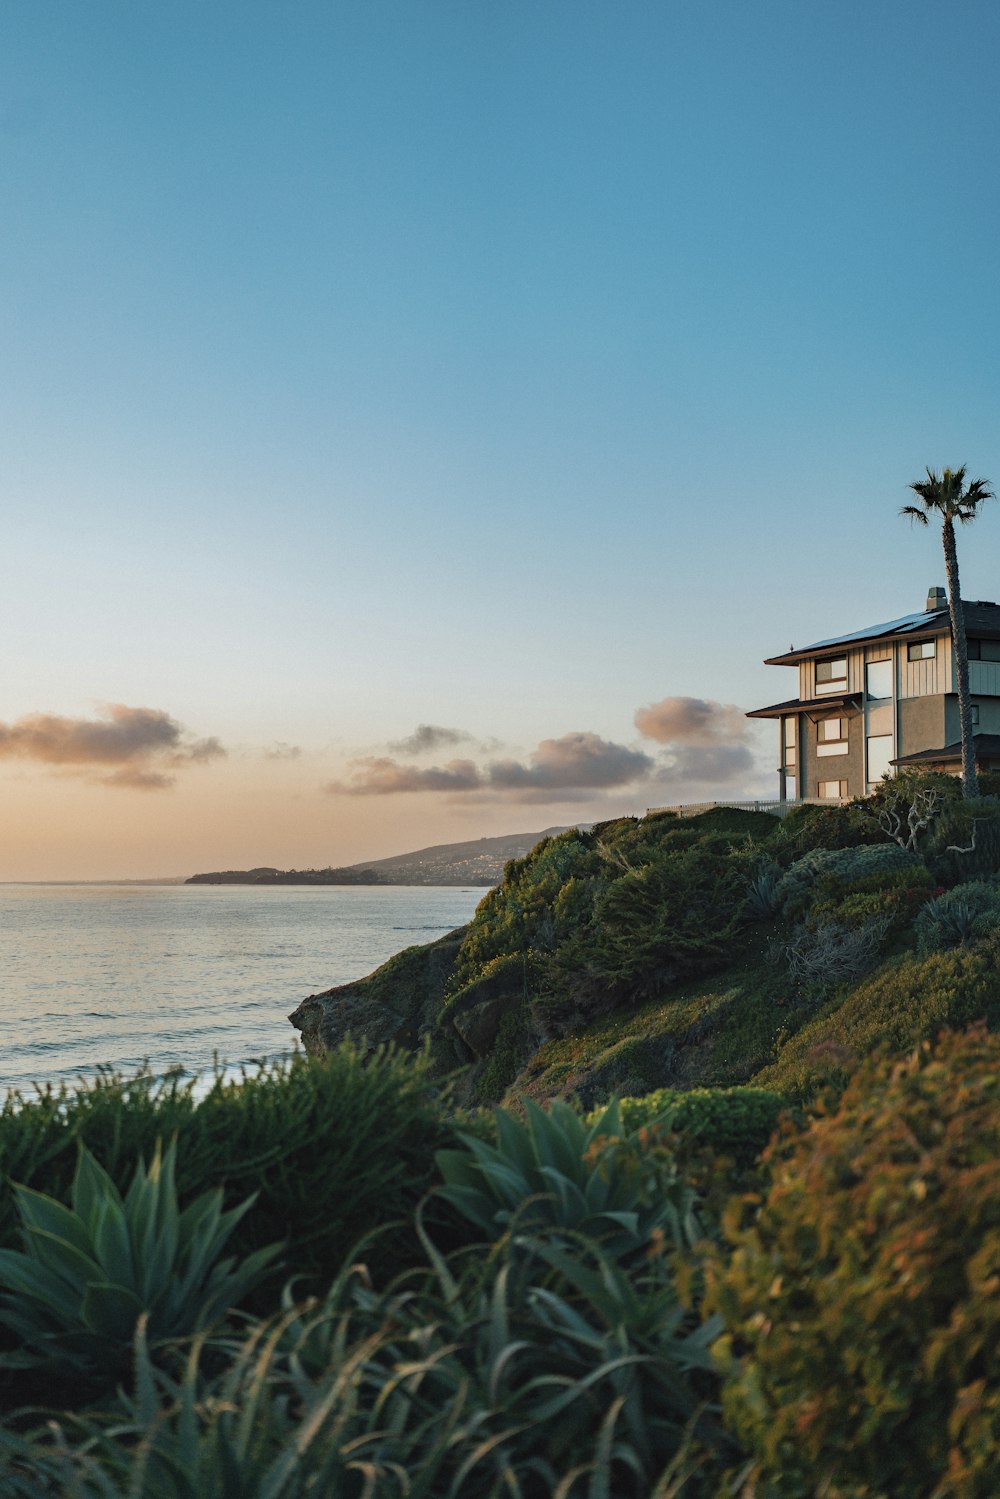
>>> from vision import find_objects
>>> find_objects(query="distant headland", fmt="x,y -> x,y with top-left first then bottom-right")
186,827 -> 572,888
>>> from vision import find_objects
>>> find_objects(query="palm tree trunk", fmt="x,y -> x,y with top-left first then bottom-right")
943,516 -> 979,797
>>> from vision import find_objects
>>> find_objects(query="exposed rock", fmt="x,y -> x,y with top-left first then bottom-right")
288,926 -> 467,1062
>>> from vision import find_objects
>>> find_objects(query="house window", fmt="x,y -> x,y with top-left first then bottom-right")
866,733 -> 894,790
816,657 -> 847,690
783,716 -> 796,765
972,704 -> 980,726
968,638 -> 1000,662
784,772 -> 797,800
818,780 -> 848,800
865,660 -> 893,700
907,640 -> 935,661
817,717 -> 849,757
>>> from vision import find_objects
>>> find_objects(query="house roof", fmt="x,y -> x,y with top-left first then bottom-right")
746,694 -> 861,720
764,599 -> 1000,667
891,733 -> 1000,768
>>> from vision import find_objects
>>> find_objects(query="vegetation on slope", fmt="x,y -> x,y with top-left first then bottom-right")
300,776 -> 1000,1112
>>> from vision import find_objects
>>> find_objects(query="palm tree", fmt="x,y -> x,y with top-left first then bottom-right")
901,466 -> 995,798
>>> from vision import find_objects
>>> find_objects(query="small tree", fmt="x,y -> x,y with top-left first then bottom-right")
901,465 -> 995,799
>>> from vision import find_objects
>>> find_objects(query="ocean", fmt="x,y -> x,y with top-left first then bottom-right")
0,883 -> 485,1099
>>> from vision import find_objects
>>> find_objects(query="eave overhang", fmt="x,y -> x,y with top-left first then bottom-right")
891,733 -> 1000,768
746,694 -> 862,722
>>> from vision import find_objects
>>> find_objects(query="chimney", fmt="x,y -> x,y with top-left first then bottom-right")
926,585 -> 947,613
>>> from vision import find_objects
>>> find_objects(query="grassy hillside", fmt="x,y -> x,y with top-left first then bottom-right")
291,778 -> 1000,1108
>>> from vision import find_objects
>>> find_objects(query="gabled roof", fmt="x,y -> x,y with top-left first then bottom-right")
765,600 -> 1000,667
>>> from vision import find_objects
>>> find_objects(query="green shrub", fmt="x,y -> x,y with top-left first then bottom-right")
923,797 -> 1000,884
756,937 -> 1000,1100
596,1087 -> 788,1166
776,841 -> 922,918
0,1141 -> 279,1389
0,1044 -> 454,1294
540,846 -> 744,1031
435,1097 -> 699,1258
709,1025 -> 1000,1498
777,799 -> 883,855
914,880 -> 1000,954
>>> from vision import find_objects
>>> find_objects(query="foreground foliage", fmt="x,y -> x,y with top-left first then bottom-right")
710,1025 -> 1000,1498
0,1044 -> 453,1293
0,1141 -> 279,1391
0,1207 -> 725,1497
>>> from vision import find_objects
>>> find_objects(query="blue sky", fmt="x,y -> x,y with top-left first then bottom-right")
3,1 -> 1000,876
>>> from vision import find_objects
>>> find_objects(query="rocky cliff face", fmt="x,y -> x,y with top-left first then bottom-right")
288,926 -> 468,1065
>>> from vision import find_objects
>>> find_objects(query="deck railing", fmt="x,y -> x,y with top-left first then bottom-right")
645,797 -> 845,820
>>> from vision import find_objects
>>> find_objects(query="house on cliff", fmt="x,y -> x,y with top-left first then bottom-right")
748,585 -> 1000,803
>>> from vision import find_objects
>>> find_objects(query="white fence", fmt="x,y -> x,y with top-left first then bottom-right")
645,797 -> 841,820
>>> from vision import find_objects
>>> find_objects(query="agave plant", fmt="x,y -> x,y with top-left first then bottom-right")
435,1098 -> 699,1258
0,1139 -> 281,1383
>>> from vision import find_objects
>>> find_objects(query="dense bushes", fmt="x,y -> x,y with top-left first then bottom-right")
0,1044 -> 454,1293
775,841 -> 922,918
605,1087 -> 789,1166
915,880 -> 1000,953
710,1026 -> 1000,1498
757,936 -> 1000,1099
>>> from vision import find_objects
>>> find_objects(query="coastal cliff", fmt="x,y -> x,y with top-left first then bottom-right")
288,791 -> 1000,1110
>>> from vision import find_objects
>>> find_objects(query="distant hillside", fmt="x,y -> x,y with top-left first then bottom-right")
186,828 -> 573,887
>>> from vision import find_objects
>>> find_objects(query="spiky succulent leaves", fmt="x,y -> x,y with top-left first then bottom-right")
434,1097 -> 696,1260
0,1140 -> 281,1382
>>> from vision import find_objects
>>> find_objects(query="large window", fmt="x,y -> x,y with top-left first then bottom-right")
907,640 -> 935,661
867,733 -> 894,789
816,657 -> 847,687
783,716 -> 797,765
865,660 -> 893,700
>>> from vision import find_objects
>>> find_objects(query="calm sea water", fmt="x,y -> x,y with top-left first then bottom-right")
0,884 -> 485,1099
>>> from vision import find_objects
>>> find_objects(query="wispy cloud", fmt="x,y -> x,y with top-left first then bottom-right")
387,724 -> 473,756
0,704 -> 226,791
264,741 -> 302,761
326,757 -> 483,795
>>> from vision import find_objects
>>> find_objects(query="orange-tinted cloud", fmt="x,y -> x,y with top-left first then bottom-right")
634,696 -> 748,745
0,704 -> 226,790
327,757 -> 483,795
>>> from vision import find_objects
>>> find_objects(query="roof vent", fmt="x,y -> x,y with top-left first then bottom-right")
926,586 -> 947,612
975,600 -> 997,608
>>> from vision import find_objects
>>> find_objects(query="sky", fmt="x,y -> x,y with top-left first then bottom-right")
3,0 -> 1000,879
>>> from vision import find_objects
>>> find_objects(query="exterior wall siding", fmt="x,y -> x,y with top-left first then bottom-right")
801,712 -> 864,799
899,636 -> 949,699
900,695 -> 946,754
969,661 -> 1000,697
